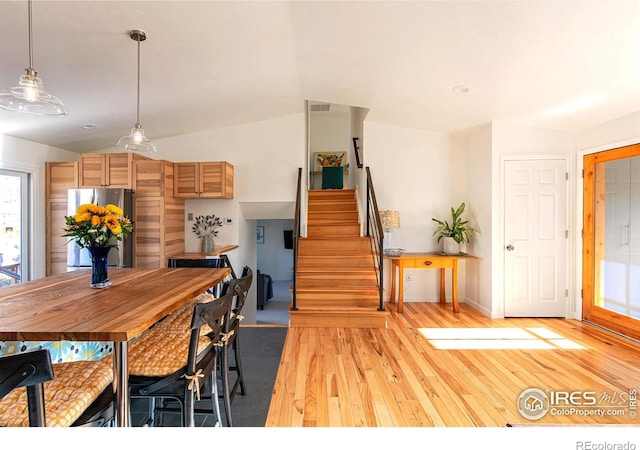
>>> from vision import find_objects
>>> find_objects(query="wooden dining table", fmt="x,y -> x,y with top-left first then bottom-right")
0,267 -> 230,427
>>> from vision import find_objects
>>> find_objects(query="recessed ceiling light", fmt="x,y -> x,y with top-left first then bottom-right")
452,85 -> 470,94
81,124 -> 97,130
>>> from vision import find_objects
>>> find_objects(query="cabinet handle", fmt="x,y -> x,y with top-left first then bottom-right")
423,260 -> 432,266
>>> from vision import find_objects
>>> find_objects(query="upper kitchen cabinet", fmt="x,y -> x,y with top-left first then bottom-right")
173,161 -> 234,199
79,153 -> 151,188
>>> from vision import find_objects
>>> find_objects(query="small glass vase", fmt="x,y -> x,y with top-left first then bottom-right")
201,236 -> 214,253
88,246 -> 111,289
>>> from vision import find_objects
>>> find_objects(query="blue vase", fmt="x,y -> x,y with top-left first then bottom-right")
88,247 -> 111,288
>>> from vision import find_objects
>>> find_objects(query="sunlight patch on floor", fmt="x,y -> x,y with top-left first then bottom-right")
417,327 -> 585,350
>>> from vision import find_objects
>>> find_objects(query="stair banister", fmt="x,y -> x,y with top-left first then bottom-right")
365,167 -> 385,312
291,168 -> 303,311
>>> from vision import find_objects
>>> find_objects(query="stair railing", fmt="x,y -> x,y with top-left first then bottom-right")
291,167 -> 302,311
365,167 -> 385,311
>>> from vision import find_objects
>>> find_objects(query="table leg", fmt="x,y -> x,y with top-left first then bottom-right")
397,265 -> 404,313
439,268 -> 446,304
452,259 -> 459,313
389,261 -> 396,305
113,341 -> 129,427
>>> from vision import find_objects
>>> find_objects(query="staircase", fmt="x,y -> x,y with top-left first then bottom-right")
289,189 -> 389,328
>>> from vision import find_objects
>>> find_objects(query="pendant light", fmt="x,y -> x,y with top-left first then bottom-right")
116,29 -> 157,153
0,0 -> 68,117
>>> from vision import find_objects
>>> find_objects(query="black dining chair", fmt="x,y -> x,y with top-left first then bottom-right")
127,289 -> 234,427
0,349 -> 115,427
0,349 -> 53,427
218,266 -> 253,426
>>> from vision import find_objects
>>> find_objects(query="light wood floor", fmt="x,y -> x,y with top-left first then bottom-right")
266,302 -> 640,427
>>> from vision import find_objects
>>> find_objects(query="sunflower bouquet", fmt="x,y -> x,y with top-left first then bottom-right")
62,203 -> 134,249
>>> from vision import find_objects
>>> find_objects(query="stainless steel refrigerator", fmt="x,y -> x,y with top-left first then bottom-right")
67,188 -> 134,270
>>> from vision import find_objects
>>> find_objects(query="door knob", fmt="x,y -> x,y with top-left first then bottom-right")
506,244 -> 514,251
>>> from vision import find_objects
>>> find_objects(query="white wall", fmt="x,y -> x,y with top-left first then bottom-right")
309,106 -> 351,189
458,124 -> 493,316
257,219 -> 294,281
0,134 -> 79,281
576,111 -> 640,152
364,121 -> 468,303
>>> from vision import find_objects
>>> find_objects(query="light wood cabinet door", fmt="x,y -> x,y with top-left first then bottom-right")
133,160 -> 185,268
78,153 -> 107,187
173,162 -> 199,197
79,153 -> 149,188
45,162 -> 78,276
173,161 -> 234,198
200,161 -> 233,198
105,153 -> 133,188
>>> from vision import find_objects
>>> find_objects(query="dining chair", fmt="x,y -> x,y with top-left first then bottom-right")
218,266 -> 253,427
0,349 -> 53,426
0,349 -> 114,427
127,289 -> 234,427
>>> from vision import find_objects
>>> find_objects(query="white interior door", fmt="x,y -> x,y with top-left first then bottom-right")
504,159 -> 568,317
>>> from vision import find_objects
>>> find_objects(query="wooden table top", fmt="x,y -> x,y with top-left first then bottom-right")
0,267 -> 230,342
170,244 -> 239,259
386,252 -> 478,260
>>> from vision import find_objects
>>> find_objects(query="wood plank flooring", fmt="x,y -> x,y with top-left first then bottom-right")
266,302 -> 640,427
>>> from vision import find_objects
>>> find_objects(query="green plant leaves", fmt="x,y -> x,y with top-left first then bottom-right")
431,202 -> 478,244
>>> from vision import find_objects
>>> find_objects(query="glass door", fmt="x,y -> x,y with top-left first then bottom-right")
583,144 -> 640,340
0,169 -> 29,286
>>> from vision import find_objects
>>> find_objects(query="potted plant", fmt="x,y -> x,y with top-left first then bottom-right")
431,202 -> 478,254
192,214 -> 223,253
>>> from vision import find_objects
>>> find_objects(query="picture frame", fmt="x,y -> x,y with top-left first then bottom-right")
256,225 -> 264,244
352,137 -> 363,168
314,151 -> 346,172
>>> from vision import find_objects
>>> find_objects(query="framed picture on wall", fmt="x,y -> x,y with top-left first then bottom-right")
314,152 -> 346,171
256,225 -> 264,244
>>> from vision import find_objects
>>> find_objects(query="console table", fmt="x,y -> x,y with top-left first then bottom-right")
388,252 -> 477,313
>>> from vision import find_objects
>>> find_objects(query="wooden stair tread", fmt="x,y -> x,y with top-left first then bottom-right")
289,308 -> 389,328
293,188 -> 383,327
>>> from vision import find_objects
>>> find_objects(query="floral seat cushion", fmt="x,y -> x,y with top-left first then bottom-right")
0,359 -> 113,427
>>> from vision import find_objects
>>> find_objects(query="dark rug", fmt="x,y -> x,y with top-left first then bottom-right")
131,325 -> 288,427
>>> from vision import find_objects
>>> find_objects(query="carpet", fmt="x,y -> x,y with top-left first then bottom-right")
131,325 -> 288,427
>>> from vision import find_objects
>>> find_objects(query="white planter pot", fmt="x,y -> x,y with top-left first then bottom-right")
442,236 -> 460,254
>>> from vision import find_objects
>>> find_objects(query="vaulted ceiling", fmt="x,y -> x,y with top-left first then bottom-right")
1,1 -> 639,153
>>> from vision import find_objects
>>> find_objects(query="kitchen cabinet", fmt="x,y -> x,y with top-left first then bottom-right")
133,160 -> 185,268
173,161 -> 234,198
45,161 -> 78,275
79,152 -> 150,188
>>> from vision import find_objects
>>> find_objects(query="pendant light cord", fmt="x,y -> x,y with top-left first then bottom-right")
27,0 -> 34,71
136,34 -> 141,125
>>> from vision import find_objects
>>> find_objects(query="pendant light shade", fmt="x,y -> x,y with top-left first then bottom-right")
0,0 -> 68,117
116,29 -> 157,153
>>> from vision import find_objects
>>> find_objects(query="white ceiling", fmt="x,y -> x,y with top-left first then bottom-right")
1,0 -> 640,153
